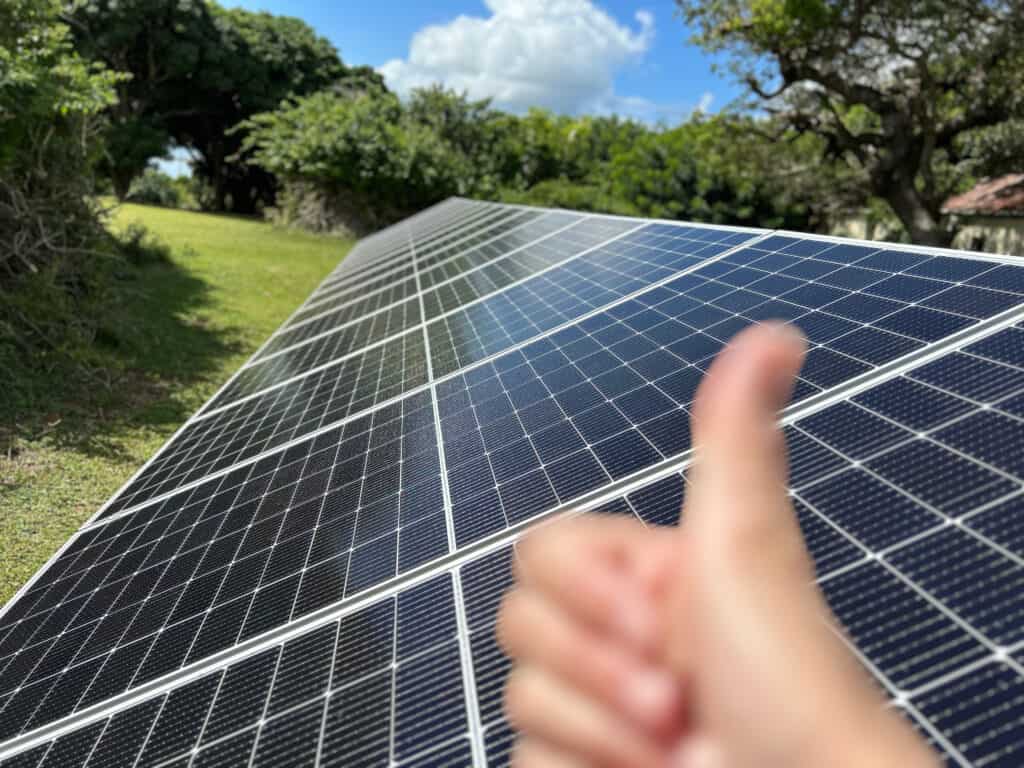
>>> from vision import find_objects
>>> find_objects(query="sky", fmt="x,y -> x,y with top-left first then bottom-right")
227,0 -> 742,122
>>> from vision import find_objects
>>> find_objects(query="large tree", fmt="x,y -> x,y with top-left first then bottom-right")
677,0 -> 1024,246
67,1 -> 366,212
177,6 -> 352,212
66,0 -> 221,200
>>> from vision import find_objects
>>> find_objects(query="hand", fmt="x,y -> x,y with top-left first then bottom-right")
497,322 -> 940,768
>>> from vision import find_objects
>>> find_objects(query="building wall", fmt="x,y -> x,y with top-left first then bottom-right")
833,213 -> 1024,257
949,216 -> 1024,257
831,215 -> 903,243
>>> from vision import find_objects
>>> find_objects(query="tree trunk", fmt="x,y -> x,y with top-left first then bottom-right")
111,170 -> 133,202
882,177 -> 954,249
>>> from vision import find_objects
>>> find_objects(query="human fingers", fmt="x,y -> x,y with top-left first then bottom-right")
498,586 -> 686,740
504,665 -> 672,768
514,514 -> 666,654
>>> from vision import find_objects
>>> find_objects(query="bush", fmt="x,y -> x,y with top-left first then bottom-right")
126,168 -> 183,208
241,91 -> 472,231
0,0 -> 126,416
497,180 -> 638,217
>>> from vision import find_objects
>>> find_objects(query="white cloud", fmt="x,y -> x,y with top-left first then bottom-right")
379,0 -> 655,115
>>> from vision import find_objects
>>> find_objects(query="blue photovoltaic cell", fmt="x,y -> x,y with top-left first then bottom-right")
4,199 -> 1024,768
416,210 -> 574,284
286,208 -> 540,332
325,201 -> 499,287
253,294 -> 421,362
0,574 -> 474,768
434,248 -> 1024,547
285,274 -> 419,331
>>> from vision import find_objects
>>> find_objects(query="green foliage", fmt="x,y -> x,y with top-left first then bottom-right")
604,117 -> 822,229
241,79 -> 834,233
126,168 -> 184,209
498,180 -> 639,217
959,120 -> 1024,179
0,0 -> 131,400
69,0 -> 220,198
242,90 -> 470,231
0,0 -> 120,128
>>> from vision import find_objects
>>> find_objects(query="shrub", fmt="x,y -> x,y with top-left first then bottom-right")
126,168 -> 183,208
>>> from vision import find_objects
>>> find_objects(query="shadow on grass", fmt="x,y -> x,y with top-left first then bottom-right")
0,238 -> 245,471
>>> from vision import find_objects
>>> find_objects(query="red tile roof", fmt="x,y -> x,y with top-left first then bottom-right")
943,174 -> 1024,216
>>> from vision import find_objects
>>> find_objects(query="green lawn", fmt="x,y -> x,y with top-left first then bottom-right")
0,203 -> 351,604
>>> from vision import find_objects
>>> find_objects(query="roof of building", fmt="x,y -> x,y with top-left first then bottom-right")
943,173 -> 1024,217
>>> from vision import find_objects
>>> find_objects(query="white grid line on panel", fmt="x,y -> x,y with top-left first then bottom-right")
318,202 -> 500,293
312,592 -> 342,767
898,701 -> 971,767
63,200 -> 398,529
192,326 -> 420,422
341,196 -> 459,260
194,218 -> 765,425
811,606 -> 970,768
75,212 -> 640,526
0,201 -> 485,636
325,198 -> 479,275
267,199 -> 475,354
408,222 -> 487,768
66,201 -> 460,527
318,204 -> 527,295
243,615 -> 288,768
78,220 -> 770,529
335,199 -> 496,272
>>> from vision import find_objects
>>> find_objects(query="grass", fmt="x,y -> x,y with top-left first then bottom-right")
0,203 -> 351,605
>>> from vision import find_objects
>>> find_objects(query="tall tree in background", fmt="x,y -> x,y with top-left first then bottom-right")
677,0 -> 1024,246
67,1 -> 369,212
179,6 -> 353,213
66,0 -> 220,200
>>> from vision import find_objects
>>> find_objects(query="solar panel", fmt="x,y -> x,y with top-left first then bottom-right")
2,198 -> 1024,766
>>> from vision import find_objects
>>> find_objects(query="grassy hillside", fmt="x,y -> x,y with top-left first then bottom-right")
0,204 -> 351,604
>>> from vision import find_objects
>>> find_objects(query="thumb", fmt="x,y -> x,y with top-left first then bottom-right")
665,321 -> 815,679
684,320 -> 809,579
669,322 -> 939,767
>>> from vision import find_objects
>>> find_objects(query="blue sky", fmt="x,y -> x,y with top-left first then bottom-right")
226,0 -> 742,122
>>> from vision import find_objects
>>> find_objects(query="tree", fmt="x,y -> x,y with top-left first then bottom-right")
66,0 -> 222,200
67,1 -> 361,212
606,116 -> 823,229
179,5 -> 351,213
677,0 -> 1024,246
959,119 -> 1024,179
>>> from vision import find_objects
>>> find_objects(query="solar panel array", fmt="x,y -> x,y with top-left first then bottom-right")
2,197 -> 1024,767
